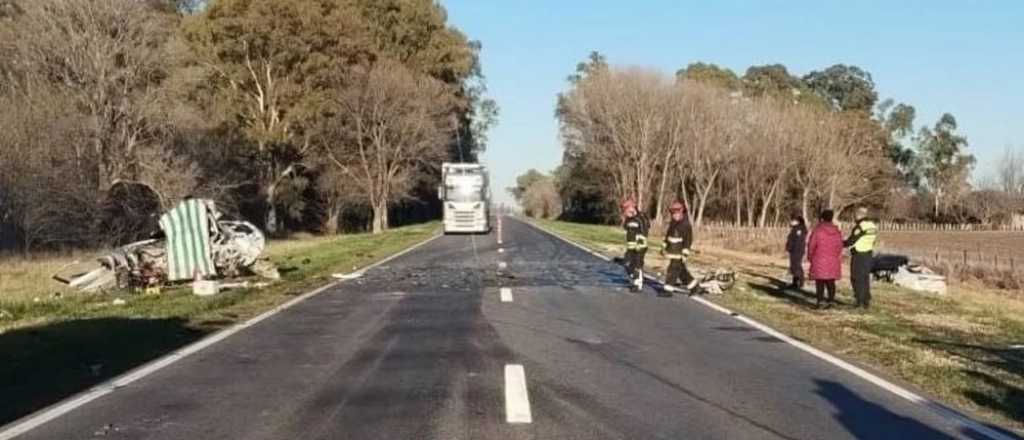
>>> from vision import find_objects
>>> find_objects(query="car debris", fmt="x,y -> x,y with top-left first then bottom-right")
872,253 -> 947,295
54,199 -> 280,293
694,268 -> 736,295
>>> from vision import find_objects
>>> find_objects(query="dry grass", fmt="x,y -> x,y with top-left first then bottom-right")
536,218 -> 1024,435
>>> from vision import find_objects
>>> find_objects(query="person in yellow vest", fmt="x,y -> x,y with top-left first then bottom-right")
843,207 -> 878,309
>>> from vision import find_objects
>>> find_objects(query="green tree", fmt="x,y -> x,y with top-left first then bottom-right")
567,51 -> 609,84
876,99 -> 920,186
676,62 -> 740,90
180,0 -> 373,234
803,64 -> 879,113
917,113 -> 975,219
742,64 -> 825,107
508,169 -> 547,202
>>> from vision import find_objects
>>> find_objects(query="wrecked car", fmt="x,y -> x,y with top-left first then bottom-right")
54,199 -> 279,292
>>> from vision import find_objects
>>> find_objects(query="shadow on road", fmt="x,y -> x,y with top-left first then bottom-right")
815,379 -> 961,439
0,317 -> 208,426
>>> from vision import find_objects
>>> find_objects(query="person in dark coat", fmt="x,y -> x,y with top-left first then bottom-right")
621,197 -> 649,292
660,201 -> 696,297
785,215 -> 808,289
807,210 -> 843,309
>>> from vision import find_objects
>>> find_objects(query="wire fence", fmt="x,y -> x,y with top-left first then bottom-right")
694,224 -> 1024,289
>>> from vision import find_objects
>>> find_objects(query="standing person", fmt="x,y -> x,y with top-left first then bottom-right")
844,207 -> 878,309
621,198 -> 649,292
660,201 -> 698,297
807,210 -> 843,309
785,215 -> 808,289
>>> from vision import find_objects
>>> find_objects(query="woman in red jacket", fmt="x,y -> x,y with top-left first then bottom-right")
807,209 -> 843,309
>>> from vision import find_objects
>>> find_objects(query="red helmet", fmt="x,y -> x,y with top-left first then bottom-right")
669,201 -> 686,213
620,197 -> 637,211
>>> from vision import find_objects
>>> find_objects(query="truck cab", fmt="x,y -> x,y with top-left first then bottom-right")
439,163 -> 491,234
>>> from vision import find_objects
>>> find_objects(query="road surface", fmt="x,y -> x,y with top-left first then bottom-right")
10,217 -> 1004,439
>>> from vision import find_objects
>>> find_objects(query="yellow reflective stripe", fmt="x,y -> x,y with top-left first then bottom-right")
854,221 -> 878,252
666,254 -> 683,260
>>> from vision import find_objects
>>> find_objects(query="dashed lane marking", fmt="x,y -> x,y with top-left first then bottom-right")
500,287 -> 513,303
504,364 -> 533,424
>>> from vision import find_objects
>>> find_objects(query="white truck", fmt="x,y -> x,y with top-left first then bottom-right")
439,162 -> 491,234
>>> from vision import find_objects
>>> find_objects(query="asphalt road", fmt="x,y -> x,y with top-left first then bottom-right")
12,216 -> 1003,439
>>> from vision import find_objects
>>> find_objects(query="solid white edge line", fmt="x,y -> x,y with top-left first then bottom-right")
500,287 -> 513,303
0,231 -> 444,440
504,364 -> 533,424
519,218 -> 1015,440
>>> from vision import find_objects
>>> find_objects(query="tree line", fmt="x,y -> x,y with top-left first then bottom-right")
0,0 -> 496,251
513,52 -> 1011,227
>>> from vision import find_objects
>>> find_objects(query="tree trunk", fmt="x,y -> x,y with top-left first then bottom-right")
324,203 -> 341,235
265,183 -> 279,235
734,189 -> 742,226
371,201 -> 386,234
757,179 -> 780,228
653,149 -> 674,225
801,187 -> 810,223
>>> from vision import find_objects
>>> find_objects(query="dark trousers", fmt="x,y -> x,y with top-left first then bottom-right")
665,259 -> 694,287
788,252 -> 805,286
851,251 -> 873,307
815,280 -> 836,304
625,249 -> 646,281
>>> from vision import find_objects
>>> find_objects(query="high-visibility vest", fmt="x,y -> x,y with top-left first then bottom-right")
853,220 -> 878,253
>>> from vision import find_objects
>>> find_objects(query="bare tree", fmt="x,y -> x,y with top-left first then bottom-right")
558,68 -> 673,211
2,0 -> 179,192
317,61 -> 455,234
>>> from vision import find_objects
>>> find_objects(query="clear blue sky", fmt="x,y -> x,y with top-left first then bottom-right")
441,1 -> 1024,206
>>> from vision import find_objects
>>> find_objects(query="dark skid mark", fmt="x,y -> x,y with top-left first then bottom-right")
569,334 -> 803,440
275,281 -> 515,439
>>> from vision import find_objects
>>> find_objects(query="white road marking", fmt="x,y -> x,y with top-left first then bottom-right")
498,248 -> 505,253
504,364 -> 533,424
0,233 -> 445,440
500,288 -> 513,303
523,219 -> 1015,440
498,261 -> 507,270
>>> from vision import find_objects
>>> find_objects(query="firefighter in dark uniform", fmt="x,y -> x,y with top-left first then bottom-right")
844,207 -> 878,309
621,198 -> 649,292
660,201 -> 698,297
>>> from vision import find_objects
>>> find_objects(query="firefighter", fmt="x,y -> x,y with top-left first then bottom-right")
660,201 -> 698,297
844,207 -> 878,309
621,198 -> 649,292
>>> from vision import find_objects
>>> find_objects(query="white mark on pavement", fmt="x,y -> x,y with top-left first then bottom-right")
498,261 -> 507,270
0,235 -> 445,440
523,218 -> 1015,440
498,248 -> 505,253
504,364 -> 532,424
500,288 -> 513,303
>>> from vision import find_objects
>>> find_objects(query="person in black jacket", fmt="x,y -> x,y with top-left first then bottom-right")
621,197 -> 649,292
660,201 -> 697,297
786,215 -> 808,289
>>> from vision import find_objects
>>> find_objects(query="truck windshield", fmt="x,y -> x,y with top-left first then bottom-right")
447,185 -> 483,203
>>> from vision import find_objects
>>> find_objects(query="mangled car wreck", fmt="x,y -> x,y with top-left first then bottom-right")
54,199 -> 279,292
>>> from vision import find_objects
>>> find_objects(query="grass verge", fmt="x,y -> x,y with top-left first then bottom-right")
0,222 -> 438,426
533,218 -> 1024,435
